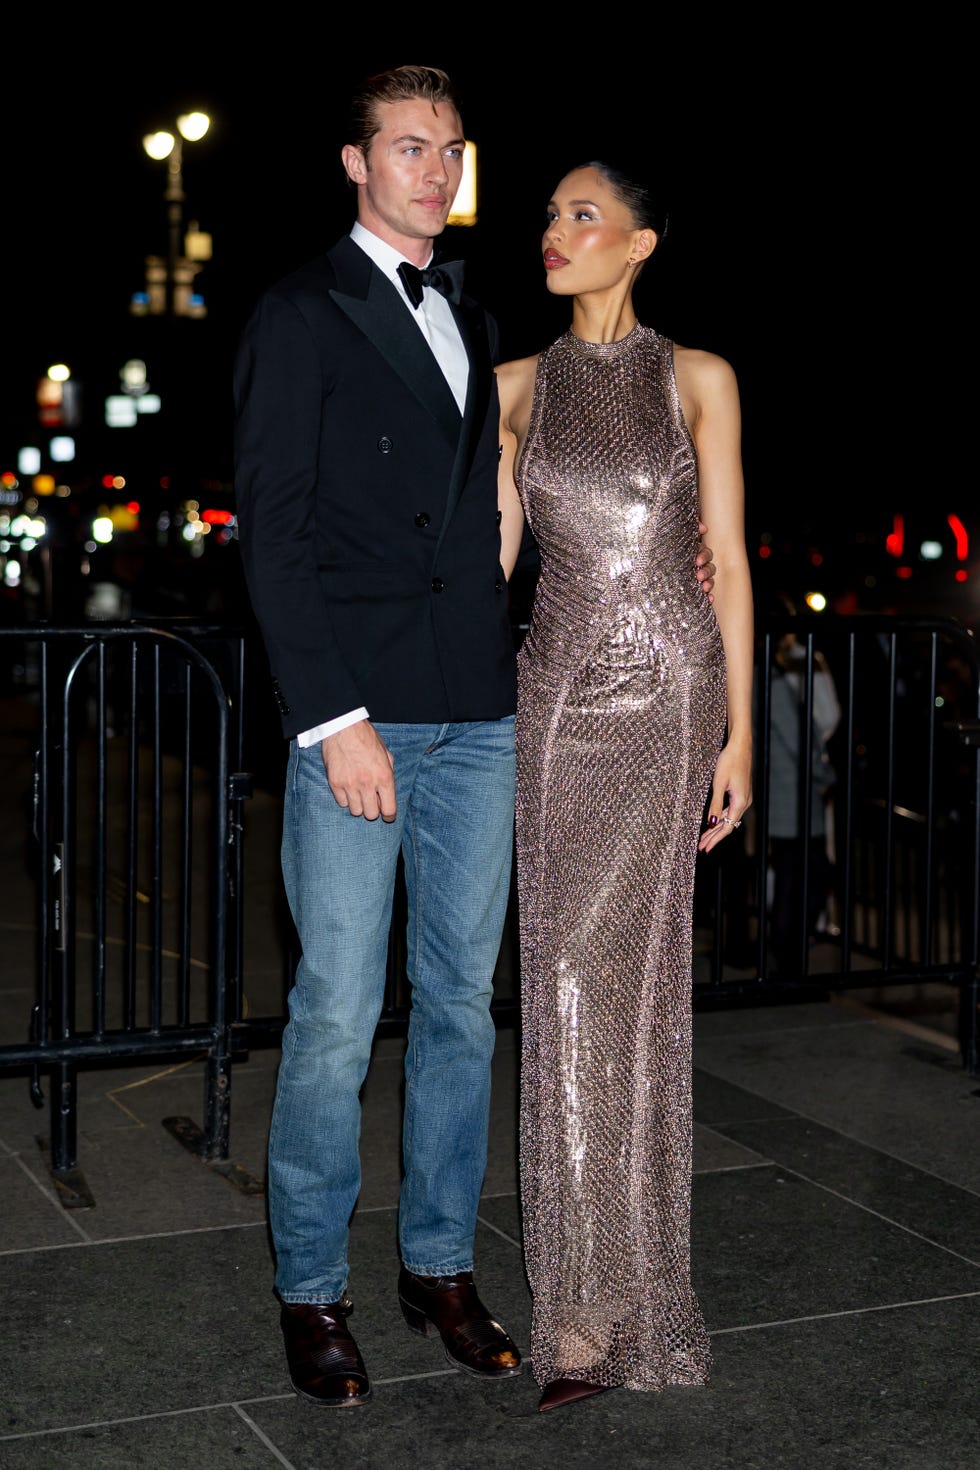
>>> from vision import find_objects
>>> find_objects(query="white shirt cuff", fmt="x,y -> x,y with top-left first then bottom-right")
297,708 -> 370,747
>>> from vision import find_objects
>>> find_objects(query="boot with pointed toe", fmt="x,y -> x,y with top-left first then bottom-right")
538,1377 -> 612,1412
279,1297 -> 371,1407
398,1267 -> 522,1378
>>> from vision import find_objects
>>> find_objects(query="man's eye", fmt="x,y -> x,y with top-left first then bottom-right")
445,148 -> 463,158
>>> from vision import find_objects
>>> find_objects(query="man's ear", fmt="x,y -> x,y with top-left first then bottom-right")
341,144 -> 367,185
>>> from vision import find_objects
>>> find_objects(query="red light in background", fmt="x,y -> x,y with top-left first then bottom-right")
811,552 -> 824,566
955,569 -> 968,583
758,545 -> 771,559
948,514 -> 968,561
101,474 -> 115,489
202,508 -> 234,525
885,514 -> 904,557
126,501 -> 140,514
896,566 -> 913,579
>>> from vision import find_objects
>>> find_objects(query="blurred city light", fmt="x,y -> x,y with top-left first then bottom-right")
447,142 -> 478,226
18,448 -> 41,475
105,396 -> 137,428
177,112 -> 210,143
948,514 -> 968,561
138,111 -> 211,318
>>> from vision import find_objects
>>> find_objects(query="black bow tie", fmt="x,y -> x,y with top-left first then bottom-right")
397,259 -> 465,310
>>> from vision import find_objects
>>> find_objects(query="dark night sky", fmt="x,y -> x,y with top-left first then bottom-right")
1,32 -> 968,558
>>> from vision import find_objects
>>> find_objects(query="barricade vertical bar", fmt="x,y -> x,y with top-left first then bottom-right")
228,637 -> 248,1024
756,630 -> 773,978
94,642 -> 108,1037
839,630 -> 856,970
796,635 -> 815,978
49,666 -> 76,1173
178,662 -> 193,1027
150,645 -> 163,1033
227,772 -> 252,1025
201,677 -> 232,1161
34,638 -> 51,1079
922,633 -> 938,963
957,712 -> 980,1075
882,633 -> 897,969
124,643 -> 139,1030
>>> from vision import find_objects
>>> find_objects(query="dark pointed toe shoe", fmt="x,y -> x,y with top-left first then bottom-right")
279,1297 -> 371,1407
397,1267 -> 522,1378
537,1377 -> 612,1412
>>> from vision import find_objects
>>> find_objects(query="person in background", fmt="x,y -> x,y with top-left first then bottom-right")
765,618 -> 841,975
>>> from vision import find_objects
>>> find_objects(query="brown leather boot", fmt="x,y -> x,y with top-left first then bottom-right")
279,1296 -> 371,1406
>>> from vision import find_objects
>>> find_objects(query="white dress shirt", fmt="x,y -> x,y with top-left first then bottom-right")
297,224 -> 470,748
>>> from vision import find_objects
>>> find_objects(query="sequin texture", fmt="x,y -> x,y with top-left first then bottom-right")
515,324 -> 725,1392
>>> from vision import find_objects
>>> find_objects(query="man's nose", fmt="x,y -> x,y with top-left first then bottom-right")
425,152 -> 449,184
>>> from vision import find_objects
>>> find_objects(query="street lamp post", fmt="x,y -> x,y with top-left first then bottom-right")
137,112 -> 212,319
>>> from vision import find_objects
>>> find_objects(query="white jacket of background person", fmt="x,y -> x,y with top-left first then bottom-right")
767,638 -> 841,841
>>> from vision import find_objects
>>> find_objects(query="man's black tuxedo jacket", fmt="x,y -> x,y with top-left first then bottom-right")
233,235 -> 517,739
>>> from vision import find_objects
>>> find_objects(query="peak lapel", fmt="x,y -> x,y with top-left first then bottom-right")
328,244 -> 462,447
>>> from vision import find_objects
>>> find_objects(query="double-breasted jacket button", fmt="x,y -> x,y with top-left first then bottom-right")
378,436 -> 393,453
414,511 -> 431,528
431,577 -> 445,593
495,510 -> 502,526
495,578 -> 503,593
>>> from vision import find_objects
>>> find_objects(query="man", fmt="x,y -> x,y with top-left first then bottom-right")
234,63 -> 715,1407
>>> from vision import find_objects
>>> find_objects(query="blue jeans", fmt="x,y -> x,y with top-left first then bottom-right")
269,717 -> 516,1303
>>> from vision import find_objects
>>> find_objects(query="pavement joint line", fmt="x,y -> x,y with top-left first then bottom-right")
10,1151 -> 92,1242
0,1217 -> 269,1257
475,1211 -> 521,1249
232,1405 -> 298,1469
771,1164 -> 980,1267
696,1160 -> 775,1175
709,1288 -> 980,1334
692,1077 -> 980,1202
0,1372 -> 464,1443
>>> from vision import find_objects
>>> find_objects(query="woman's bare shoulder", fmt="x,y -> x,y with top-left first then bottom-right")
495,354 -> 539,421
495,354 -> 539,387
673,343 -> 738,394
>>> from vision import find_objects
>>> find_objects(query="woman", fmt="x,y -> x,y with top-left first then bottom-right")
497,162 -> 754,1412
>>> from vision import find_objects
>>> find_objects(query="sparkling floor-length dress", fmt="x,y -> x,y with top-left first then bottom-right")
515,324 -> 725,1392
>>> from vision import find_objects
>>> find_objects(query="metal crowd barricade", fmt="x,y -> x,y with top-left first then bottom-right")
695,614 -> 980,1076
0,622 -> 250,1205
2,612 -> 977,1206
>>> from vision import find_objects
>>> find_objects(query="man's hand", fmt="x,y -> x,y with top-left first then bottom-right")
697,520 -> 716,600
322,720 -> 396,822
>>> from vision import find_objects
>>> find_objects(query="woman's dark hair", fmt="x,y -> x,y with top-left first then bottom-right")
572,160 -> 669,241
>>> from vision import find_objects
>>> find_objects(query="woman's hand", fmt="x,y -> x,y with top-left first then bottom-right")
696,520 -> 716,600
698,737 -> 752,853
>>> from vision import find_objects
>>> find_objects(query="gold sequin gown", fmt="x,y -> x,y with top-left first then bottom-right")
515,324 -> 725,1392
